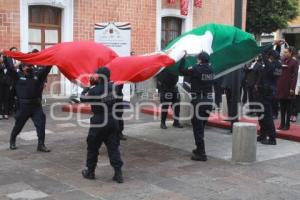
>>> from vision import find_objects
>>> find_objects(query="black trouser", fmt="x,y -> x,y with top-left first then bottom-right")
86,116 -> 123,171
115,100 -> 124,136
0,84 -> 10,116
291,96 -> 300,117
225,89 -> 239,131
9,86 -> 17,114
10,103 -> 46,144
241,83 -> 248,105
191,97 -> 213,153
272,98 -> 279,118
246,86 -> 255,107
213,81 -> 222,108
258,96 -> 276,139
279,99 -> 292,128
160,92 -> 180,124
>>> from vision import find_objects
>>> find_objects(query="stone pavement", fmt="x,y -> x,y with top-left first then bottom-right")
0,103 -> 300,200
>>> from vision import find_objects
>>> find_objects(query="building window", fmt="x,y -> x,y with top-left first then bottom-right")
161,17 -> 182,49
29,5 -> 61,51
28,5 -> 62,93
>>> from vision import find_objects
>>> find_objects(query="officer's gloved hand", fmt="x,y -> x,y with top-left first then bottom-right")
81,87 -> 90,96
89,74 -> 99,86
183,50 -> 187,58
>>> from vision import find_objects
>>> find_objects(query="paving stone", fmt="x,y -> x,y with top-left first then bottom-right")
56,123 -> 77,128
124,122 -> 300,162
19,130 -> 54,141
53,190 -> 101,200
6,189 -> 48,200
0,106 -> 300,200
0,182 -> 33,195
265,176 -> 300,186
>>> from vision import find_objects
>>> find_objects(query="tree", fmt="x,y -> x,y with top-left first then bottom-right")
246,0 -> 299,40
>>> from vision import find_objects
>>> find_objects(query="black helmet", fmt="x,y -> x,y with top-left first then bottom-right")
198,51 -> 210,63
96,66 -> 111,80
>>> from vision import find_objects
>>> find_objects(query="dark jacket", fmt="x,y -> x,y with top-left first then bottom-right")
179,58 -> 214,96
244,61 -> 261,87
80,82 -> 116,116
4,59 -> 51,101
256,59 -> 281,98
0,62 -> 14,86
157,69 -> 178,93
277,57 -> 299,99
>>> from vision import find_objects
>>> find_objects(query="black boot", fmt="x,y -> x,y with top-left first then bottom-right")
9,136 -> 17,150
82,168 -> 95,180
191,146 -> 207,161
119,133 -> 127,141
9,141 -> 17,150
160,122 -> 167,129
173,121 -> 183,128
112,168 -> 124,183
257,135 -> 266,142
261,138 -> 277,145
37,144 -> 51,152
191,150 -> 207,161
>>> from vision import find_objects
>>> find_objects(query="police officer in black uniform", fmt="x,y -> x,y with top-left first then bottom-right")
179,51 -> 214,161
157,69 -> 183,129
0,53 -> 13,120
5,61 -> 52,152
256,47 -> 282,145
81,67 -> 124,183
115,84 -> 127,140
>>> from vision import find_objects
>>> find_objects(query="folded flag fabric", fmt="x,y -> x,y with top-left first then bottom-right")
107,54 -> 174,83
4,23 -> 262,86
163,23 -> 262,78
4,41 -> 118,86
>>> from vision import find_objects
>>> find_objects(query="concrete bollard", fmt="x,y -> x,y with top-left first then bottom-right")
232,122 -> 257,163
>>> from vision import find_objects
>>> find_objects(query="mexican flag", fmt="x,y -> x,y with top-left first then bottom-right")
4,23 -> 262,86
163,23 -> 262,78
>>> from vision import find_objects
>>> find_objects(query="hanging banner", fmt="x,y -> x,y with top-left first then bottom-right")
94,22 -> 131,56
180,0 -> 189,16
194,0 -> 202,8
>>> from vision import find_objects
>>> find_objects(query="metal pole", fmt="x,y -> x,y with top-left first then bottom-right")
234,0 -> 243,29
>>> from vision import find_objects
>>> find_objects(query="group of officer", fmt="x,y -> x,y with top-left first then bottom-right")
0,47 -> 19,120
255,44 -> 283,145
0,43 -> 282,184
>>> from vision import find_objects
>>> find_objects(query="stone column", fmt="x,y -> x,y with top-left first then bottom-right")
232,122 -> 257,163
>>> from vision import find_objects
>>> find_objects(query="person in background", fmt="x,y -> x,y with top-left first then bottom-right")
256,46 -> 282,145
115,84 -> 127,140
6,47 -> 20,115
157,69 -> 183,129
221,69 -> 243,133
244,57 -> 263,116
290,50 -> 300,122
213,77 -> 223,110
277,47 -> 299,130
0,53 -> 13,119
